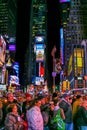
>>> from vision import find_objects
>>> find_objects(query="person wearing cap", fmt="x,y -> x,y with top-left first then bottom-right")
22,93 -> 32,119
26,97 -> 43,130
59,93 -> 73,130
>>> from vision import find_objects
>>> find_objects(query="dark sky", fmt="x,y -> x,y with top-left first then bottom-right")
16,0 -> 60,86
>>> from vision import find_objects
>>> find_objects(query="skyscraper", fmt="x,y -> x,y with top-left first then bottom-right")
27,0 -> 47,85
63,0 -> 87,88
0,0 -> 17,36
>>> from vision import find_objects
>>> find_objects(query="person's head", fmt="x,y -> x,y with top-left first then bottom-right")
85,95 -> 87,100
76,95 -> 83,102
7,103 -> 18,114
25,93 -> 32,102
52,92 -> 58,100
49,101 -> 54,111
53,99 -> 58,106
7,92 -> 14,102
63,93 -> 70,101
38,95 -> 46,105
35,98 -> 42,108
68,97 -> 73,104
81,100 -> 87,110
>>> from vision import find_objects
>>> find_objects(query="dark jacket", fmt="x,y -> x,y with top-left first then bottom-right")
59,99 -> 73,123
76,106 -> 87,126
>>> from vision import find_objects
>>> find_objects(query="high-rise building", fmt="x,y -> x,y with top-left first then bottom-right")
63,0 -> 87,88
0,0 -> 17,36
27,0 -> 47,85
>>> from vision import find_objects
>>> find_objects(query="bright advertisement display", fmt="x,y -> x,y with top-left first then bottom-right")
60,28 -> 64,64
9,75 -> 19,85
74,48 -> 84,67
9,44 -> 16,51
0,35 -> 6,67
35,36 -> 44,43
68,55 -> 72,75
35,77 -> 44,85
36,44 -> 44,62
13,62 -> 19,77
60,0 -> 70,3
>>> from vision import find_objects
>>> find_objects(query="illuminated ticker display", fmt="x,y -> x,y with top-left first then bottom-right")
60,0 -> 70,3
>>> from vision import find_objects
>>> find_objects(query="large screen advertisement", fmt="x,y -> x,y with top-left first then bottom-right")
35,77 -> 44,85
9,75 -> 19,85
36,62 -> 44,77
60,28 -> 64,64
35,36 -> 44,43
0,35 -> 6,67
36,44 -> 44,62
60,0 -> 70,3
68,55 -> 72,75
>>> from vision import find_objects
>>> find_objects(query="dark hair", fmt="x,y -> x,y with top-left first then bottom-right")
6,103 -> 17,113
76,95 -> 82,99
53,99 -> 58,106
28,97 -> 41,110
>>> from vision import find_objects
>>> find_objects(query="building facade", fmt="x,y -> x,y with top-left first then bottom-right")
27,0 -> 47,85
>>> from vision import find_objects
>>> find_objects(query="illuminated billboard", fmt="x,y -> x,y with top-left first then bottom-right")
35,36 -> 44,43
9,44 -> 16,51
60,28 -> 64,64
9,75 -> 19,85
60,0 -> 70,3
35,77 -> 44,85
36,44 -> 44,62
68,55 -> 72,75
0,35 -> 6,67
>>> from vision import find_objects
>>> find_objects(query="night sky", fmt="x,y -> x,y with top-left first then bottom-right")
16,0 -> 60,86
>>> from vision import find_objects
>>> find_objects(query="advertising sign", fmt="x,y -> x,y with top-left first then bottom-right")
35,36 -> 44,43
0,35 -> 6,67
36,44 -> 44,62
9,75 -> 19,85
35,77 -> 44,85
9,44 -> 16,51
60,0 -> 70,3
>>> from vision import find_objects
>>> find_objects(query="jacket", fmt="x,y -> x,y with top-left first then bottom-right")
26,106 -> 43,130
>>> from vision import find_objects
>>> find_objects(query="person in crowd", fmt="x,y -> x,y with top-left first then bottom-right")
76,100 -> 87,130
59,93 -> 73,130
2,92 -> 21,125
22,93 -> 32,119
40,95 -> 50,130
0,101 -> 3,125
72,95 -> 83,130
50,98 -> 65,130
4,103 -> 26,130
26,97 -> 43,130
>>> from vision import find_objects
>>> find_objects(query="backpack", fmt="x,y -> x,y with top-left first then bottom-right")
50,108 -> 65,130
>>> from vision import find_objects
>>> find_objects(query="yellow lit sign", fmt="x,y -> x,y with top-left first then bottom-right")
77,57 -> 82,67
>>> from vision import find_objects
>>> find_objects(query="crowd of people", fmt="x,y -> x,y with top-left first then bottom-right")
0,89 -> 87,130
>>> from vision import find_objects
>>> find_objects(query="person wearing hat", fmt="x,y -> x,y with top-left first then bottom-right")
26,97 -> 43,130
22,93 -> 32,119
59,93 -> 73,130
